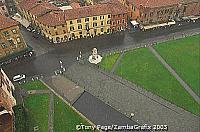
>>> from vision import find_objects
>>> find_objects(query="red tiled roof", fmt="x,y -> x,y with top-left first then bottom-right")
37,3 -> 127,26
0,15 -> 18,30
29,2 -> 61,16
127,0 -> 180,8
64,4 -> 111,20
19,0 -> 40,11
37,11 -> 65,26
70,2 -> 81,9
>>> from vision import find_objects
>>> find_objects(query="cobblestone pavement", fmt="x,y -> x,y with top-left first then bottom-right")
148,47 -> 200,104
65,62 -> 200,132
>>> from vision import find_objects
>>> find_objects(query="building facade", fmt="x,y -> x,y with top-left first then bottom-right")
35,3 -> 127,43
180,0 -> 200,17
0,68 -> 16,132
0,15 -> 27,59
123,0 -> 180,25
120,0 -> 200,25
18,0 -> 127,43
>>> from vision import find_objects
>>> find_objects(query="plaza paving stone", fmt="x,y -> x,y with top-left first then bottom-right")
65,62 -> 200,132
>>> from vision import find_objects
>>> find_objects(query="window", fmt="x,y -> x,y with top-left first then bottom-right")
101,21 -> 104,26
70,26 -> 74,31
79,31 -> 82,34
122,19 -> 125,23
77,19 -> 81,23
16,38 -> 21,43
54,26 -> 56,29
107,28 -> 110,33
70,20 -> 73,24
63,30 -> 66,34
107,20 -> 110,24
112,21 -> 115,25
150,12 -> 153,16
85,23 -> 89,30
117,20 -> 120,24
1,43 -> 7,49
85,18 -> 89,22
133,6 -> 136,11
78,24 -> 82,29
3,31 -> 9,36
108,15 -> 111,18
2,7 -> 5,10
8,39 -> 14,45
100,16 -> 104,20
55,32 -> 58,35
12,29 -> 17,34
93,16 -> 97,20
93,22 -> 97,27
62,24 -> 65,27
101,28 -> 104,32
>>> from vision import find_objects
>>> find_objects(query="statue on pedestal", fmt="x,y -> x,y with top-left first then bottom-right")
88,48 -> 102,64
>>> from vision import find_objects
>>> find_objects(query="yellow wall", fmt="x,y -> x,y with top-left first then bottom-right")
0,25 -> 27,58
66,14 -> 111,40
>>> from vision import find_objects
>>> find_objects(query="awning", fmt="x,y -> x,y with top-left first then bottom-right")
141,20 -> 176,30
182,16 -> 200,20
130,20 -> 139,26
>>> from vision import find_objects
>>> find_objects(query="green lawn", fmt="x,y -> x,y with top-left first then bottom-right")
101,48 -> 199,115
24,94 -> 49,132
20,80 -> 48,90
99,53 -> 120,71
54,96 -> 92,132
154,35 -> 200,96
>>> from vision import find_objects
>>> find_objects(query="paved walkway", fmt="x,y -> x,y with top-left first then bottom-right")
48,93 -> 54,132
65,62 -> 200,132
27,90 -> 50,94
148,46 -> 200,104
111,51 -> 125,73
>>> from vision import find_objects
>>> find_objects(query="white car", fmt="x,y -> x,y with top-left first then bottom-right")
13,74 -> 26,82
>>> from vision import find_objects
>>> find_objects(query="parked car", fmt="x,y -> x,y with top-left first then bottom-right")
13,74 -> 26,82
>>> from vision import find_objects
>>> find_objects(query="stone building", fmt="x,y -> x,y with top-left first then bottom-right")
179,0 -> 200,17
0,68 -> 16,132
119,0 -> 200,26
0,14 -> 27,59
18,0 -> 128,43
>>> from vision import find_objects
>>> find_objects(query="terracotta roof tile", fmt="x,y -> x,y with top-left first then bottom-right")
127,0 -> 180,8
19,0 -> 40,11
37,3 -> 127,26
0,15 -> 18,30
70,2 -> 81,9
29,2 -> 61,16
37,11 -> 65,26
